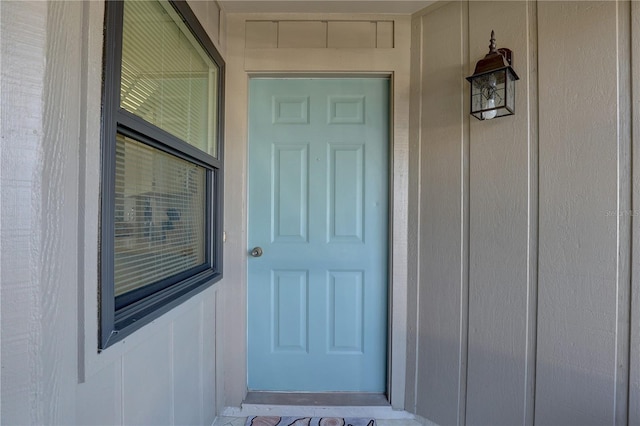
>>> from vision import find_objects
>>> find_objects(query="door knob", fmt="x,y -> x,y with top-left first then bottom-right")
250,247 -> 263,257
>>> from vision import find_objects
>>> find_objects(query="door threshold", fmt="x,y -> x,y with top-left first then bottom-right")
244,392 -> 389,407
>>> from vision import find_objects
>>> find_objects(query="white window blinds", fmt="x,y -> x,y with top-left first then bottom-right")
120,0 -> 219,157
114,133 -> 206,296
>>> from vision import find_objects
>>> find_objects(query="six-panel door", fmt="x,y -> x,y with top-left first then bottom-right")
247,78 -> 389,392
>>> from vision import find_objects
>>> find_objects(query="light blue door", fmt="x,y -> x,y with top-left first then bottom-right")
248,78 -> 389,392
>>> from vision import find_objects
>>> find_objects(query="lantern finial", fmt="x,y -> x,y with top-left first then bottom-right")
489,30 -> 497,53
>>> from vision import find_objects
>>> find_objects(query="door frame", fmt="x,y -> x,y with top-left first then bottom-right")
246,76 -> 392,393
243,72 -> 404,404
222,13 -> 413,410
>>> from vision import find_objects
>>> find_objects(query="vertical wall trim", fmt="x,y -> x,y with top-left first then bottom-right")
524,1 -> 540,424
615,1 -> 633,424
458,2 -> 470,425
218,4 -> 226,54
42,1 -> 83,421
406,12 -> 425,414
120,354 -> 125,425
76,0 -> 90,385
630,2 -> 640,423
221,13 -> 250,407
215,290 -> 224,415
413,16 -> 423,414
199,302 -> 205,424
169,322 -> 175,425
391,68 -> 410,410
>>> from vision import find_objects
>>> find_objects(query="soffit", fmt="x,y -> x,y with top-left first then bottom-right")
217,1 -> 435,15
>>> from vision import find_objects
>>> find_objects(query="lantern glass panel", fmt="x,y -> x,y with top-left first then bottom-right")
470,69 -> 508,120
504,68 -> 516,114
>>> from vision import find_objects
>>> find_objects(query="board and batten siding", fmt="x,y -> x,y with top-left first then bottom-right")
408,1 -> 640,425
0,1 -> 225,424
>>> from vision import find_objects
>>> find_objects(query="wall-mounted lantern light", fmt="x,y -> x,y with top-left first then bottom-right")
466,30 -> 519,120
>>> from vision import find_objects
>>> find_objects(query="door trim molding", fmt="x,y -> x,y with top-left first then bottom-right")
245,73 -> 407,407
222,12 -> 412,410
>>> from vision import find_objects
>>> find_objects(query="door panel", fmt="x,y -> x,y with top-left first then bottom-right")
248,78 -> 389,392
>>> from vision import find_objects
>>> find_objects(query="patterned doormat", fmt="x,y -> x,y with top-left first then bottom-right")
246,417 -> 376,426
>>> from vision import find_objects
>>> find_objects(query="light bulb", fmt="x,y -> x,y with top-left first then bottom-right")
482,97 -> 497,120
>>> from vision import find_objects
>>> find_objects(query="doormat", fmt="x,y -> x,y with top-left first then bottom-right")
246,417 -> 375,426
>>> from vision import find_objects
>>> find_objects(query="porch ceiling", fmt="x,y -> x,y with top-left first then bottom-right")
217,0 -> 435,14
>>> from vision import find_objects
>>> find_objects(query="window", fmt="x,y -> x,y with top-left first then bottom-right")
100,0 -> 224,349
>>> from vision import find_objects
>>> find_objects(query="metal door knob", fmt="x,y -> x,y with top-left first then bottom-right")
250,247 -> 263,257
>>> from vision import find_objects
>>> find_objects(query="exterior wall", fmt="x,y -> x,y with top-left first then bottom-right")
408,1 -> 640,425
221,12 -> 412,409
0,1 -> 226,424
4,0 -> 638,423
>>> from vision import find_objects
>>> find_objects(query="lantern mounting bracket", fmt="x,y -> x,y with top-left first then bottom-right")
497,48 -> 513,66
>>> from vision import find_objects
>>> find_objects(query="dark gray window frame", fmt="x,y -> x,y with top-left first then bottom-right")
100,0 -> 224,349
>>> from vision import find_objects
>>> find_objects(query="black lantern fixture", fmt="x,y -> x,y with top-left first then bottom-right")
466,30 -> 519,120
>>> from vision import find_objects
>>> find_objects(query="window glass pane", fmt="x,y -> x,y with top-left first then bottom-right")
114,133 -> 206,297
120,0 -> 219,157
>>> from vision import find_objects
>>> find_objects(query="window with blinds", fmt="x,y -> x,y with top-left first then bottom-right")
100,0 -> 224,349
120,0 -> 218,157
114,134 -> 206,298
